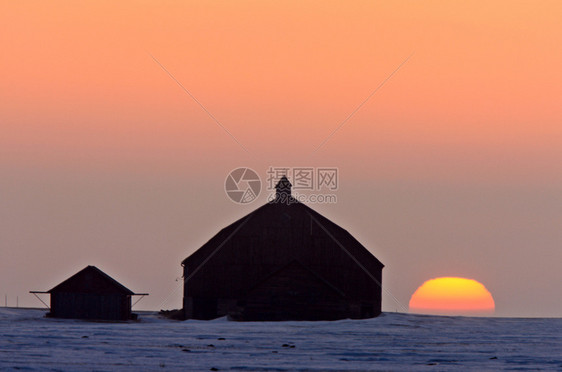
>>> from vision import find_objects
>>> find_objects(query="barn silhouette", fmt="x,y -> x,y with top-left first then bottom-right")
182,176 -> 384,321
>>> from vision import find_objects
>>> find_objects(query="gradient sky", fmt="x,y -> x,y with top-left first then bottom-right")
1,1 -> 561,317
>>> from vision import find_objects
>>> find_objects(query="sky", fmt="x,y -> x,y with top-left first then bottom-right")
1,1 -> 561,317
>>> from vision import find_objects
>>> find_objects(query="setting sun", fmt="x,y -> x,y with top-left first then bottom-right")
409,277 -> 495,316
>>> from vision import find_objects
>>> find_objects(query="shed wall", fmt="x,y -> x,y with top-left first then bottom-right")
50,292 -> 131,320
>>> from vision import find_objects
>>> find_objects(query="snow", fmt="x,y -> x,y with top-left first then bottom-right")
1,308 -> 561,371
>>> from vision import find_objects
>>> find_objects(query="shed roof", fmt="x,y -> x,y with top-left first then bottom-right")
47,265 -> 135,295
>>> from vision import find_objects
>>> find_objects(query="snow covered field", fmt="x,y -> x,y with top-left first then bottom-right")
1,308 -> 560,371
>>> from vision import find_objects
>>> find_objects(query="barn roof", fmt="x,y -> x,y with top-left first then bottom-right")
47,266 -> 135,295
182,196 -> 384,270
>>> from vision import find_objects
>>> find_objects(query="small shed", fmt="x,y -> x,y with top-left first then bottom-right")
31,265 -> 147,321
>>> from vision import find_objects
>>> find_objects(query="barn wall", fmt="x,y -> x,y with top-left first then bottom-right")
232,261 -> 350,321
185,239 -> 383,301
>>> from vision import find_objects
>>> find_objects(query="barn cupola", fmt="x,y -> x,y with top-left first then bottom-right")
275,176 -> 292,201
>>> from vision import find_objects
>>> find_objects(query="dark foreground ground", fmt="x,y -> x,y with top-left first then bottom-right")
0,308 -> 560,371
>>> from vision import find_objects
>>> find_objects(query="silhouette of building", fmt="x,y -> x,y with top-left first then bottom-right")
182,176 -> 384,321
31,266 -> 147,321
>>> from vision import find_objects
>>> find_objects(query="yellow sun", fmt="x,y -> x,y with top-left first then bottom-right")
409,277 -> 495,316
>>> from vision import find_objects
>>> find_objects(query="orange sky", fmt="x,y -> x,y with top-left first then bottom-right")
1,1 -> 561,316
3,2 -> 561,161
